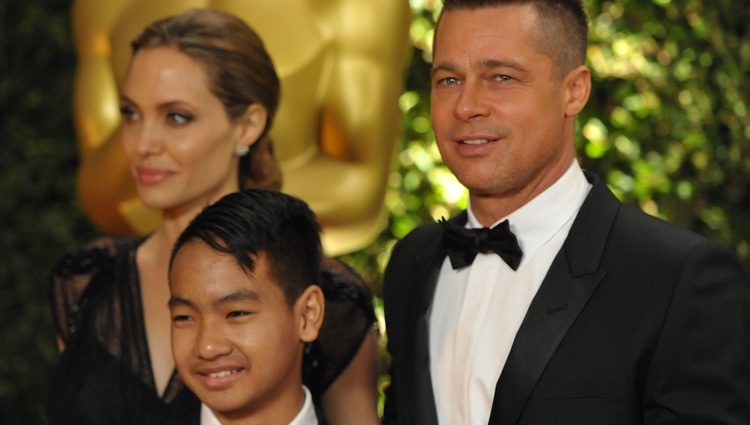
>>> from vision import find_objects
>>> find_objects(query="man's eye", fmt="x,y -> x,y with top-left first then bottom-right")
493,74 -> 513,81
438,77 -> 461,86
167,112 -> 193,124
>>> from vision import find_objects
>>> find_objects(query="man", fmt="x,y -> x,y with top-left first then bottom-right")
382,1 -> 750,424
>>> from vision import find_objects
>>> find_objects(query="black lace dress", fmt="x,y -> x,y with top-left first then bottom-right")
47,237 -> 375,425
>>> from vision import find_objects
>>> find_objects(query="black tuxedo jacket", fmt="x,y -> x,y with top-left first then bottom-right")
382,172 -> 750,425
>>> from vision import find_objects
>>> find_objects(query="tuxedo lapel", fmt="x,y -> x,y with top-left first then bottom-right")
412,262 -> 441,425
410,214 -> 466,424
487,257 -> 607,424
488,172 -> 621,424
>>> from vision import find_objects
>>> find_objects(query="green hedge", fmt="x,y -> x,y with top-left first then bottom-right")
0,0 -> 98,423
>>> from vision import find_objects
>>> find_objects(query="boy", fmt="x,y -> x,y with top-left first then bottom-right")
168,189 -> 325,425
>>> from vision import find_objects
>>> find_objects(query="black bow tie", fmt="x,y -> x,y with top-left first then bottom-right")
440,218 -> 523,270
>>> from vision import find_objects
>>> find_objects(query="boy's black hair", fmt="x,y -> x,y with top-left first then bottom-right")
170,189 -> 321,305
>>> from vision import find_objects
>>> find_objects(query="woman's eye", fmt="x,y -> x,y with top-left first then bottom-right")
167,112 -> 193,125
119,105 -> 138,122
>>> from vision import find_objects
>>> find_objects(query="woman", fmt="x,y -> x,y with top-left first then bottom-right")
48,9 -> 378,425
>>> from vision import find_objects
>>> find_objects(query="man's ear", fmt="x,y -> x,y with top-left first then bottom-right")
563,65 -> 591,117
296,285 -> 325,343
234,103 -> 268,150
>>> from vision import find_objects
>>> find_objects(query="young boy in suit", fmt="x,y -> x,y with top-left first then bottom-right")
168,189 -> 325,425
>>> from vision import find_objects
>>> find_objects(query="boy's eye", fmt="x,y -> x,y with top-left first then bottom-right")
227,310 -> 253,319
167,112 -> 193,125
172,314 -> 193,323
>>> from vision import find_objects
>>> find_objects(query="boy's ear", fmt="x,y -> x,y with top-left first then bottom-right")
295,285 -> 325,343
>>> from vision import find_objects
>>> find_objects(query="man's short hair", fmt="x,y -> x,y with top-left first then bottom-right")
170,189 -> 322,305
438,0 -> 589,76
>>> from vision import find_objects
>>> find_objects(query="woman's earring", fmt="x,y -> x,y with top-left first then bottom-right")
234,145 -> 250,157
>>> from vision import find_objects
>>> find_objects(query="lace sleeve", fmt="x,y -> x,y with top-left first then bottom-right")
304,257 -> 376,396
49,238 -> 118,344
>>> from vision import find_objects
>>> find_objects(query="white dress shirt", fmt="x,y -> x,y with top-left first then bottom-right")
200,385 -> 318,425
429,161 -> 591,425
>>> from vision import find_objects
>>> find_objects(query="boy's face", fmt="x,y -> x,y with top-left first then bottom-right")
169,241 -> 315,420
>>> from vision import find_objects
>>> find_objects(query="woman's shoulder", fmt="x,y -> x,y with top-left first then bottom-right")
51,236 -> 141,289
49,236 -> 140,341
305,257 -> 376,395
53,237 -> 122,275
319,257 -> 374,310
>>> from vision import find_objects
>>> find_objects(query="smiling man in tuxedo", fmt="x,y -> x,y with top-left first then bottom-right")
382,1 -> 750,424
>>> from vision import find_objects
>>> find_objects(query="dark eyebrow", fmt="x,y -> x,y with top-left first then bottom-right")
480,58 -> 528,73
168,295 -> 196,309
157,100 -> 191,111
118,95 -> 190,111
214,290 -> 261,307
168,290 -> 260,310
431,58 -> 529,77
119,94 -> 135,105
431,62 -> 457,77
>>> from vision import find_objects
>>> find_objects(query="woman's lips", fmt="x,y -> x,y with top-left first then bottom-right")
136,167 -> 174,186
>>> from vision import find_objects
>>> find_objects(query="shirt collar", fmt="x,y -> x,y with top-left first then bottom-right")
466,160 -> 591,266
289,386 -> 318,425
200,385 -> 318,425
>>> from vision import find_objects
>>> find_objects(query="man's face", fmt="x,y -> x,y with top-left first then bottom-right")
169,241 -> 305,422
431,5 -> 579,212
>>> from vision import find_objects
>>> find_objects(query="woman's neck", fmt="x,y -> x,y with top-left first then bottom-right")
158,181 -> 240,244
158,214 -> 192,250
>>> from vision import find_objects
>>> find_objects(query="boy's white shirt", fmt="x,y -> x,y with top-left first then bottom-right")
200,385 -> 318,425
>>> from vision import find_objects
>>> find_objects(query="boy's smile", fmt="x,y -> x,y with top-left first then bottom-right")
169,240 -> 306,423
196,366 -> 245,390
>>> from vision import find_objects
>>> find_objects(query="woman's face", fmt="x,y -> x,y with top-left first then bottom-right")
119,46 -> 265,219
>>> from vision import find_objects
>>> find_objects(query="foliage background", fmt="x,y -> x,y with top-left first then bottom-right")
0,0 -> 748,423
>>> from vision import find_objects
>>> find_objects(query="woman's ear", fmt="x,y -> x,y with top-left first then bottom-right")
296,285 -> 325,343
563,65 -> 591,117
235,103 -> 268,150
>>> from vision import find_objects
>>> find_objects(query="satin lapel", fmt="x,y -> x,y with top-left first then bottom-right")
412,262 -> 441,425
488,172 -> 621,425
412,212 -> 467,425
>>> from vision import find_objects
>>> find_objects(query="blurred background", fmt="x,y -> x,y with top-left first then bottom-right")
1,0 -> 748,423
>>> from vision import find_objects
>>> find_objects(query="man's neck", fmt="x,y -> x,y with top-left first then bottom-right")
469,159 -> 576,227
